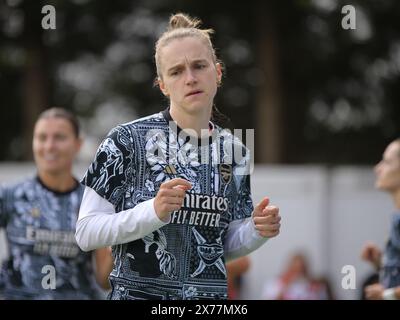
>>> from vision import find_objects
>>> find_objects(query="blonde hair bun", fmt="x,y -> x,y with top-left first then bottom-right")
168,13 -> 201,30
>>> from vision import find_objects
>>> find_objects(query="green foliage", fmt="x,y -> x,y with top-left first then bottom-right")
0,0 -> 399,163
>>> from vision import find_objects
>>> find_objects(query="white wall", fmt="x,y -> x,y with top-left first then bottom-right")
242,165 -> 392,300
243,166 -> 328,299
0,163 -> 393,299
327,167 -> 391,299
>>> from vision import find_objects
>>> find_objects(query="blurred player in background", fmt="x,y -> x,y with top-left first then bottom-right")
0,108 -> 113,299
361,138 -> 400,300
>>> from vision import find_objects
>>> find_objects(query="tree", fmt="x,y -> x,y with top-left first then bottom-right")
1,0 -> 399,164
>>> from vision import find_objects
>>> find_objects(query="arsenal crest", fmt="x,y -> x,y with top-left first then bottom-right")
164,164 -> 177,175
31,207 -> 41,218
219,164 -> 232,184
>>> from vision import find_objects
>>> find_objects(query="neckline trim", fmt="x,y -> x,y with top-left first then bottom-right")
36,175 -> 80,195
161,107 -> 216,146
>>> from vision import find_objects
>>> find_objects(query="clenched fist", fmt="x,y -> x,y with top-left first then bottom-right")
365,283 -> 384,300
253,197 -> 281,238
154,178 -> 192,221
361,242 -> 382,270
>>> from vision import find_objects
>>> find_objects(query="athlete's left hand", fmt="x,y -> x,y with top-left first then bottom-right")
365,283 -> 384,300
252,197 -> 281,238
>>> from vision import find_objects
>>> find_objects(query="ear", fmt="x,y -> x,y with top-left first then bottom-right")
216,63 -> 222,84
158,78 -> 169,97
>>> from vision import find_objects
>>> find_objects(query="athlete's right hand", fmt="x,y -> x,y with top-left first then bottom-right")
154,178 -> 192,221
361,242 -> 382,270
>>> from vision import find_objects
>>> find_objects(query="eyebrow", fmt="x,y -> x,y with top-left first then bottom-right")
167,59 -> 209,73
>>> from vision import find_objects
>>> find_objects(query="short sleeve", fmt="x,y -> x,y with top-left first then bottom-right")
0,186 -> 9,227
231,142 -> 254,221
232,173 -> 254,221
390,214 -> 400,250
81,125 -> 134,207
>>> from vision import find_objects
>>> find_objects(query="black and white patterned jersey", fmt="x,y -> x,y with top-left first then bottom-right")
0,177 -> 100,299
381,212 -> 400,288
82,108 -> 254,300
